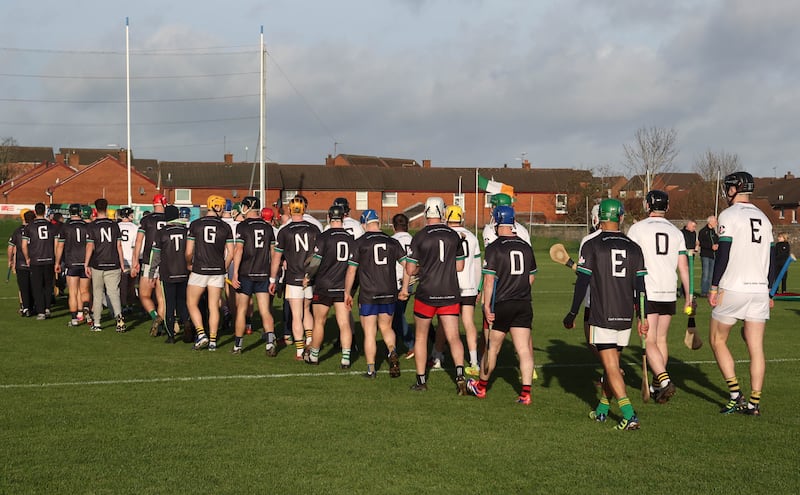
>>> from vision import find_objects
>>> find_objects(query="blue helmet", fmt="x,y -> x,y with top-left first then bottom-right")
179,207 -> 192,220
492,205 -> 515,226
360,209 -> 379,225
224,199 -> 233,213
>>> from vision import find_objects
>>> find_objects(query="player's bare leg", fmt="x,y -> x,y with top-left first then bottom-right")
646,313 -> 676,402
461,304 -> 480,374
205,286 -> 223,348
511,326 -> 534,403
742,321 -> 766,413
309,303 -> 331,363
361,314 -> 379,377
333,302 -> 353,367
288,297 -> 306,358
186,284 -> 208,348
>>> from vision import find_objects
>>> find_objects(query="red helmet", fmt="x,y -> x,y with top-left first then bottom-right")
260,207 -> 274,222
152,193 -> 167,207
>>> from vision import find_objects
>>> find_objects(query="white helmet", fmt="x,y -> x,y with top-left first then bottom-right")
424,197 -> 445,219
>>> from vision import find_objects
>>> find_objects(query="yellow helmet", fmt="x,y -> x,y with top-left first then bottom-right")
107,208 -> 117,220
207,195 -> 226,212
445,205 -> 464,223
288,197 -> 306,215
19,208 -> 31,222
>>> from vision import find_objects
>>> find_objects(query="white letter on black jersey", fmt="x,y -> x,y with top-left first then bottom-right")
510,250 -> 524,275
294,233 -> 309,252
38,225 -> 48,240
204,226 -> 217,244
254,229 -> 265,249
100,227 -> 112,243
170,234 -> 182,251
373,243 -> 388,265
611,248 -> 627,277
336,241 -> 349,261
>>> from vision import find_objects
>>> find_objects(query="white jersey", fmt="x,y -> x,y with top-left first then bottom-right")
627,216 -> 687,302
717,202 -> 773,293
578,228 -> 603,307
118,221 -> 139,270
452,225 -> 482,296
483,221 -> 531,247
325,217 -> 364,239
303,214 -> 324,232
222,217 -> 240,238
392,231 -> 413,290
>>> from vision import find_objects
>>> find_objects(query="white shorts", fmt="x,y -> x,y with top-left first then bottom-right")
141,263 -> 159,279
712,289 -> 770,325
188,272 -> 225,289
589,326 -> 632,347
285,284 -> 313,300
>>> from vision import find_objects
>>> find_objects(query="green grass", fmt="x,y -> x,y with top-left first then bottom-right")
1,240 -> 799,495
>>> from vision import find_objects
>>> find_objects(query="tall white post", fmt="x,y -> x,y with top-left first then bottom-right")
259,26 -> 266,203
125,17 -> 132,206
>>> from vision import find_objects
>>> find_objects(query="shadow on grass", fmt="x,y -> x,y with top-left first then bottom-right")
540,338 -> 602,409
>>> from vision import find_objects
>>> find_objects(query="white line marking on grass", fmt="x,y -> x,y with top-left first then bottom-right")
2,358 -> 798,390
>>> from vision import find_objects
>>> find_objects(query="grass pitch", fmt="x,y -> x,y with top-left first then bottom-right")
1,239 -> 799,494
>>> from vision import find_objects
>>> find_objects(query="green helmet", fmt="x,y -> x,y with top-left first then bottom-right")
599,198 -> 624,223
80,205 -> 93,220
490,193 -> 513,207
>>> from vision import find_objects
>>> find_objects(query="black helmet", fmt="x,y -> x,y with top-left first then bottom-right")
645,190 -> 669,212
333,197 -> 350,214
328,205 -> 345,221
723,171 -> 755,194
117,206 -> 134,219
68,203 -> 81,216
241,195 -> 261,212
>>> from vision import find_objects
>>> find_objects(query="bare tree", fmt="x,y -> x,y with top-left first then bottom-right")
693,149 -> 741,216
0,136 -> 19,183
623,126 -> 679,192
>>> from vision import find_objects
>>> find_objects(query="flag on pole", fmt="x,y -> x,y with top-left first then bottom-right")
477,174 -> 514,196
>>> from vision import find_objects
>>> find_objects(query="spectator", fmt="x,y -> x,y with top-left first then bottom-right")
775,233 -> 791,294
698,216 -> 719,297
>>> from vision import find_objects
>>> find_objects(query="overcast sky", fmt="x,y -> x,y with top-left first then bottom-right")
2,0 -> 798,177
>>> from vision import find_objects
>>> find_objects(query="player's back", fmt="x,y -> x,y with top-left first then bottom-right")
627,216 -> 686,302
453,225 -> 481,296
717,203 -> 773,293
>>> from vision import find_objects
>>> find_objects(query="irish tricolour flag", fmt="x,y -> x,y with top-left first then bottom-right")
477,174 -> 514,196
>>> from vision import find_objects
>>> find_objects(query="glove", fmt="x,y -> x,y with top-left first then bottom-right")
563,311 -> 577,329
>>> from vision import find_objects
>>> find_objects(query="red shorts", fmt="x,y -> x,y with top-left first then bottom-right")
413,300 -> 460,319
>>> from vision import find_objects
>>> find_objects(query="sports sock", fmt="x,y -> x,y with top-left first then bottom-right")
725,376 -> 741,399
196,327 -> 206,337
266,332 -> 276,345
210,336 -> 217,345
455,365 -> 464,378
417,374 -> 427,385
469,350 -> 478,366
311,347 -> 320,361
656,371 -> 671,388
366,363 -> 375,374
595,397 -> 610,416
304,329 -> 313,343
749,390 -> 761,409
521,384 -> 531,398
295,340 -> 304,355
234,336 -> 243,348
618,397 -> 635,420
341,348 -> 351,365
149,310 -> 158,320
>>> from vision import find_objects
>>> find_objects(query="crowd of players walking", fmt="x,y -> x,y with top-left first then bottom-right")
6,171 -> 778,428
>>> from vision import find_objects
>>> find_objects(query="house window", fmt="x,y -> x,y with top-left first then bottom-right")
452,194 -> 465,208
634,190 -> 643,198
174,189 -> 191,205
356,191 -> 368,210
555,194 -> 568,215
619,190 -> 627,199
382,192 -> 398,207
779,208 -> 784,220
282,190 -> 298,205
484,194 -> 494,208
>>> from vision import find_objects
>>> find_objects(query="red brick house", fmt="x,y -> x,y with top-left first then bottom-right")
52,154 -> 159,205
0,162 -> 77,205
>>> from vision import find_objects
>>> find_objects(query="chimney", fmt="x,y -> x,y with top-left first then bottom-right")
325,154 -> 334,166
68,151 -> 79,167
522,159 -> 531,170
55,153 -> 64,165
224,153 -> 233,164
118,149 -> 128,165
423,159 -> 432,168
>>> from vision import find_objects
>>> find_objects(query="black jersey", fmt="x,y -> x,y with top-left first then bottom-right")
8,225 -> 29,270
577,230 -> 647,330
152,223 -> 189,283
22,218 -> 57,266
406,224 -> 465,306
312,228 -> 355,296
235,217 -> 274,281
275,221 -> 319,286
349,231 -> 406,304
138,212 -> 166,262
87,218 -> 122,270
58,218 -> 89,269
482,235 -> 536,302
187,216 -> 233,275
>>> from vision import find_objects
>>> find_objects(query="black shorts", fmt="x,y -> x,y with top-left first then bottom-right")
460,295 -> 477,307
66,266 -> 87,278
312,292 -> 345,306
491,300 -> 532,333
645,300 -> 676,316
235,277 -> 270,296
